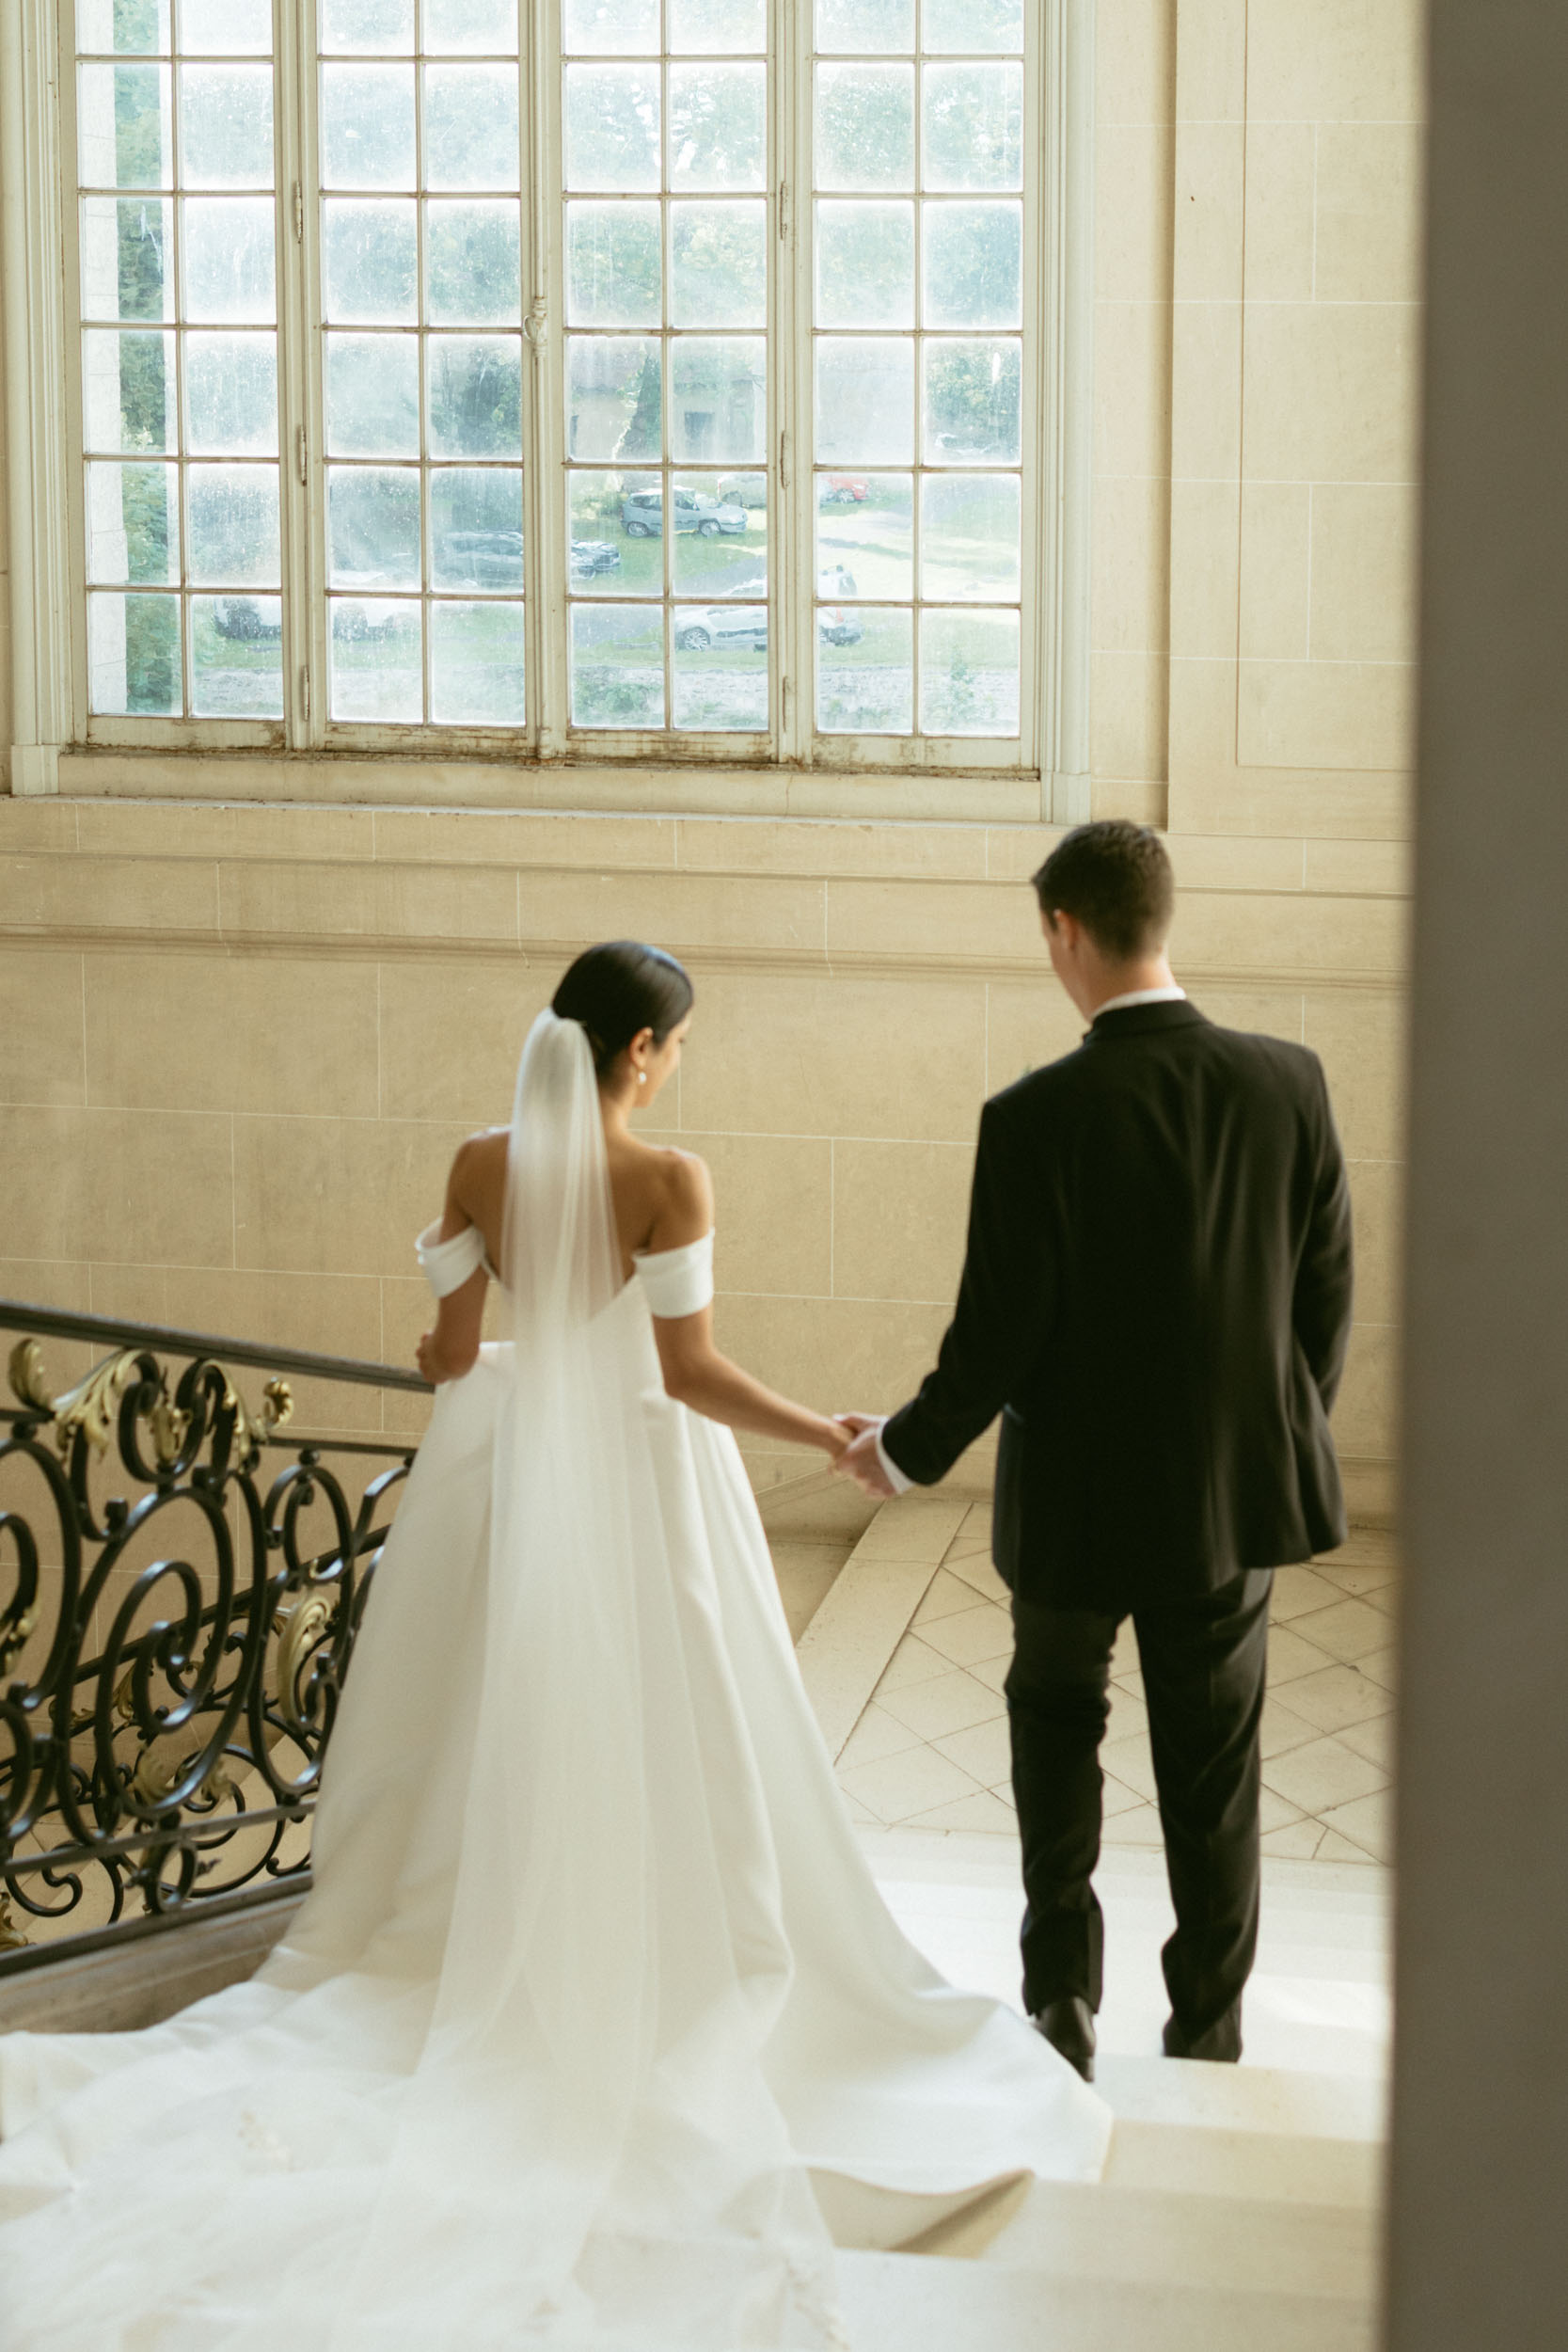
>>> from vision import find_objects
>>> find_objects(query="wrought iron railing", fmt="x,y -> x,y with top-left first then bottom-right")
0,1300 -> 429,1970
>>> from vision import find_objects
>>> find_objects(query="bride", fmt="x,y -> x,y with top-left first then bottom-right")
0,942 -> 1108,2350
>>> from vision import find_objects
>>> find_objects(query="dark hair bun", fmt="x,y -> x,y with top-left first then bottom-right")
551,941 -> 694,1078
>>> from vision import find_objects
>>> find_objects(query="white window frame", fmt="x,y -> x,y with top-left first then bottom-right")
4,0 -> 1093,816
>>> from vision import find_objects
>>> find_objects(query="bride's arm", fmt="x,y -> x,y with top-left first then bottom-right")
415,1138 -> 490,1384
646,1153 -> 848,1460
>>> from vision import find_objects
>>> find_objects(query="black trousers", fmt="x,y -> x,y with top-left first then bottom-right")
1005,1569 -> 1273,2058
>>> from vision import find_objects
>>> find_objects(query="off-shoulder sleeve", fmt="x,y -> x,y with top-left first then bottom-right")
416,1219 -> 488,1299
633,1232 -> 715,1318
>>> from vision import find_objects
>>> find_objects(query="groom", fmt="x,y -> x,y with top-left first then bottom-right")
839,822 -> 1354,2077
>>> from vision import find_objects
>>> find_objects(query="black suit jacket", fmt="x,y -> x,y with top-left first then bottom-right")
881,1002 -> 1354,1609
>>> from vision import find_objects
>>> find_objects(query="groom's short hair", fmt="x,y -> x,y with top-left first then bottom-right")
1031,822 -> 1175,961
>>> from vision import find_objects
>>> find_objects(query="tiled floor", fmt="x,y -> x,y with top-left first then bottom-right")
832,1507 -> 1399,1865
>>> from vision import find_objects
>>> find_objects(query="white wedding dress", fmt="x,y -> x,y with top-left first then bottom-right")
0,1013 -> 1109,2351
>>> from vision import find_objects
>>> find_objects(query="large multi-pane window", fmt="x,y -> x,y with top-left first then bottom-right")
65,0 -> 1042,766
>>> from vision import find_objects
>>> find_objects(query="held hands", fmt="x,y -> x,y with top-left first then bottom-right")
832,1412 -> 898,1499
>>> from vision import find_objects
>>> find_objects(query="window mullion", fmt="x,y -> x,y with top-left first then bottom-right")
525,0 -> 565,758
279,0 -> 323,748
775,0 -> 811,764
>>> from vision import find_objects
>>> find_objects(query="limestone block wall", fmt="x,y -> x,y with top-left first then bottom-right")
0,799 -> 1403,1516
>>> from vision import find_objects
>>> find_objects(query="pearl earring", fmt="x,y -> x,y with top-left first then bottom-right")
637,1071 -> 647,1085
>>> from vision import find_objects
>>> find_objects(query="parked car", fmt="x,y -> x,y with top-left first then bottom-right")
673,604 -> 863,652
819,476 -> 868,503
439,530 -> 524,589
817,562 -> 858,597
569,538 -> 621,580
211,596 -> 281,642
622,486 -> 749,538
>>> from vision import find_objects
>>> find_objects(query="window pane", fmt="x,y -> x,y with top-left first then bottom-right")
815,0 -> 915,53
566,201 -> 661,326
83,327 -> 177,451
431,468 -> 524,590
77,63 -> 172,187
81,197 -> 176,320
815,338 -> 913,465
320,0 -> 415,54
919,606 -> 1019,733
922,198 -> 1022,327
668,338 -> 764,463
431,601 -> 526,723
428,335 -> 522,456
180,0 -> 273,52
423,65 -> 520,192
668,65 -> 766,193
87,460 -> 179,581
573,470 -> 658,596
568,336 -> 660,462
328,465 -> 421,589
191,594 -> 283,715
921,336 -> 1021,462
424,199 -> 521,324
814,64 -> 913,191
815,471 -> 911,598
424,0 -> 518,55
669,0 -> 764,54
570,603 -> 664,727
330,598 -> 422,719
670,471 -> 764,594
920,471 -> 1020,601
77,0 -> 170,56
816,605 -> 911,733
323,199 -> 419,323
565,63 -> 660,192
669,200 -> 766,326
562,0 -> 658,54
815,199 -> 913,327
88,591 -> 181,713
187,463 -> 280,585
923,64 -> 1022,192
922,0 -> 1023,54
180,63 -> 274,188
672,606 -> 767,729
326,331 -> 420,455
185,332 -> 278,453
321,64 -> 417,191
182,196 -> 277,321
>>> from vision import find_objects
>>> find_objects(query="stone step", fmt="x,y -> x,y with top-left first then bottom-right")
1103,2117 -> 1380,2207
835,2251 -> 1374,2352
974,2176 -> 1377,2300
1095,2052 -> 1386,2142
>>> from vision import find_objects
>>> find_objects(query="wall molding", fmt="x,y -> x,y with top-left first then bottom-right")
2,0 -> 71,795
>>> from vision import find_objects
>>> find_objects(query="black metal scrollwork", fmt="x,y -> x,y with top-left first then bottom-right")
0,1302 -> 428,1960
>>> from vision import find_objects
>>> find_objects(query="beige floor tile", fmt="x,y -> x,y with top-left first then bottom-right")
768,1541 -> 847,1643
1259,1692 -> 1322,1758
1313,1558 -> 1399,1597
989,1781 -> 1018,1811
1106,1683 -> 1149,1743
913,1601 -> 1014,1668
904,1789 -> 1018,1835
1262,1735 -> 1388,1816
933,1715 -> 1014,1786
838,1743 -> 980,1824
1110,1619 -> 1141,1673
1271,1565 -> 1351,1620
873,1633 -> 951,1694
944,1551 -> 1011,1605
1314,1827 -> 1382,1865
1317,1788 -> 1393,1863
1288,1595 -> 1393,1663
876,1668 -> 1006,1741
1267,1622 -> 1336,1683
1114,1668 -> 1146,1702
912,1567 -> 987,1625
1282,1662 -> 1395,1734
1261,1820 -> 1326,1860
1259,1787 -> 1307,1833
967,1653 -> 1012,1693
1338,1713 -> 1396,1771
836,1702 -> 926,1772
1101,1733 -> 1159,1804
838,1788 -> 880,1827
1358,1645 -> 1400,1690
1101,1773 -> 1147,1819
1101,1803 -> 1165,1847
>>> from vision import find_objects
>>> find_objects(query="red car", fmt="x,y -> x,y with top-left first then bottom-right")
821,475 -> 868,503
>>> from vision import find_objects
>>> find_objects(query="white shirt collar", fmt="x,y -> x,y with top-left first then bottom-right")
1092,985 -> 1188,1019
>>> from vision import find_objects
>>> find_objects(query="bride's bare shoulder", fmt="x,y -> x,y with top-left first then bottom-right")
639,1144 -> 713,1246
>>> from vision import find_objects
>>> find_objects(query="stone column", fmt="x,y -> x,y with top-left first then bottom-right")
1389,4 -> 1568,2347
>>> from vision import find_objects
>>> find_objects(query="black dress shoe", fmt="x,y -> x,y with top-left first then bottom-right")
1162,2000 -> 1243,2063
1031,1995 -> 1097,2082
